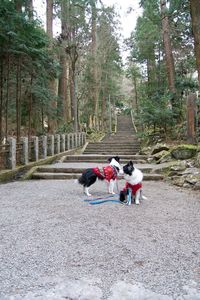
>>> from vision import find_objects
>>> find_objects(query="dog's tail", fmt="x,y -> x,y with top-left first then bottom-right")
77,175 -> 85,185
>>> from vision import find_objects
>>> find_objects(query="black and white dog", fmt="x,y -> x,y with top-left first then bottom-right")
120,161 -> 147,205
78,156 -> 123,196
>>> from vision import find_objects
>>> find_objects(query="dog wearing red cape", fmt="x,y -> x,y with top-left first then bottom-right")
120,161 -> 147,205
78,156 -> 123,196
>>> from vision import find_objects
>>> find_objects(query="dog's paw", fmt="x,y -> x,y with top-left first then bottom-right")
135,200 -> 140,205
84,193 -> 92,197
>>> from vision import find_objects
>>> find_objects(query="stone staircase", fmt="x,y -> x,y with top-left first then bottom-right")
83,115 -> 140,155
31,115 -> 164,181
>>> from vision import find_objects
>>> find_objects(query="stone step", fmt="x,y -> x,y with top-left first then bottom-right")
83,151 -> 140,155
36,166 -> 153,174
85,145 -> 140,148
63,158 -> 147,164
32,172 -> 164,181
63,155 -> 148,161
102,137 -> 138,141
84,148 -> 140,152
86,142 -> 140,145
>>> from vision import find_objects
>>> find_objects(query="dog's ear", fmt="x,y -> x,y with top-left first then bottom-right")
108,157 -> 112,163
129,160 -> 133,166
114,156 -> 120,162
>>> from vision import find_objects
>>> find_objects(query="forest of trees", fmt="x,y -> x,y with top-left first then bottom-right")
0,0 -> 200,143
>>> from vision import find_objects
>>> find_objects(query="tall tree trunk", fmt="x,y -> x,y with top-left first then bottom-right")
58,51 -> 67,124
190,0 -> 200,88
16,58 -> 21,143
28,75 -> 33,139
46,0 -> 57,132
26,0 -> 33,20
46,0 -> 53,38
5,54 -> 10,141
70,60 -> 78,132
160,0 -> 176,109
91,2 -> 99,129
58,0 -> 71,126
0,58 -> 3,143
101,94 -> 106,130
14,0 -> 22,12
133,77 -> 138,113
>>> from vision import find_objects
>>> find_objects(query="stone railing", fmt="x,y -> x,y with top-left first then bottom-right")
0,132 -> 86,170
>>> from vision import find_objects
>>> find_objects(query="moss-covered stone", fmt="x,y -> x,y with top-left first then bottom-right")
151,143 -> 170,155
157,151 -> 172,164
153,150 -> 170,161
171,144 -> 197,160
195,152 -> 200,168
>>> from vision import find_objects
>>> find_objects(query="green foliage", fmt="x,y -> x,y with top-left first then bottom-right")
56,122 -> 74,134
0,0 -> 59,136
86,128 -> 104,142
137,84 -> 175,131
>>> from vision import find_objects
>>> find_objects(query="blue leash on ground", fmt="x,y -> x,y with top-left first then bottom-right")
83,189 -> 132,205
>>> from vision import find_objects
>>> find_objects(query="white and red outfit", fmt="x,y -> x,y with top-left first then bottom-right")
122,182 -> 142,195
92,166 -> 118,182
123,167 -> 143,195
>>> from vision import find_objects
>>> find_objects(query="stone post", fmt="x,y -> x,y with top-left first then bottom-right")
20,137 -> 29,165
74,133 -> 78,148
83,133 -> 86,145
47,135 -> 54,156
41,135 -> 47,159
67,134 -> 70,150
70,133 -> 74,149
78,133 -> 81,147
60,134 -> 65,152
6,137 -> 16,169
72,133 -> 75,149
55,134 -> 60,154
32,136 -> 39,161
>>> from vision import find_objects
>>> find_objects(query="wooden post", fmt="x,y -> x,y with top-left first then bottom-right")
187,93 -> 197,144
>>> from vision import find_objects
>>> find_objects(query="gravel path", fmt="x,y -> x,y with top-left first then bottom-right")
0,179 -> 200,300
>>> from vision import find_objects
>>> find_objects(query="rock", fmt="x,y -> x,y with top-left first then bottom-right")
195,152 -> 200,168
171,144 -> 197,160
171,176 -> 186,187
170,161 -> 187,172
153,150 -> 170,161
151,143 -> 170,155
193,182 -> 200,190
157,152 -> 172,164
185,174 -> 200,185
139,146 -> 151,155
181,167 -> 200,175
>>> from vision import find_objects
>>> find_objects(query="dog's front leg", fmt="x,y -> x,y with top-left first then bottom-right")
84,186 -> 92,196
140,190 -> 148,200
108,180 -> 115,194
135,190 -> 140,205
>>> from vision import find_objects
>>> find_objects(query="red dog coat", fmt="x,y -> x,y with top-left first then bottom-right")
122,182 -> 142,195
92,166 -> 118,182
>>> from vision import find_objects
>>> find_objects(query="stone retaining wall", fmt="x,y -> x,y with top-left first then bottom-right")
0,132 -> 86,170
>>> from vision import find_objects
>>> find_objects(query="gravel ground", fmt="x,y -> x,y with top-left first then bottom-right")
0,179 -> 200,300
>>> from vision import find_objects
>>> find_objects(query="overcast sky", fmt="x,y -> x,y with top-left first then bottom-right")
33,0 -> 142,61
101,0 -> 142,39
33,0 -> 142,37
